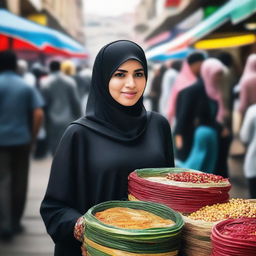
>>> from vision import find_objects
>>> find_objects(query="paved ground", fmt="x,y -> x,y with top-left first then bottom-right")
0,138 -> 249,255
0,156 -> 54,256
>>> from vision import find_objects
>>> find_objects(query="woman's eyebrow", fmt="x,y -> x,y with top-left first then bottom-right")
115,69 -> 127,73
115,68 -> 144,73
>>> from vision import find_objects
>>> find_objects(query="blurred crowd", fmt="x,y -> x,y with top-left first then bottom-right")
0,50 -> 91,242
0,48 -> 256,242
146,50 -> 256,199
18,57 -> 92,157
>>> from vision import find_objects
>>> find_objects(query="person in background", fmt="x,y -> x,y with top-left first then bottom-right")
237,54 -> 256,128
201,58 -> 230,177
175,59 -> 227,177
240,104 -> 256,198
167,51 -> 207,127
148,63 -> 166,112
31,62 -> 49,159
40,40 -> 175,256
159,60 -> 182,117
61,60 -> 90,110
0,51 -> 44,241
61,59 -> 76,77
176,100 -> 218,172
31,62 -> 48,90
216,51 -> 239,136
75,65 -> 91,112
17,59 -> 36,87
40,60 -> 81,156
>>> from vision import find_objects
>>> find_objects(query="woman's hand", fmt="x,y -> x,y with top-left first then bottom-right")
81,245 -> 87,256
74,216 -> 85,242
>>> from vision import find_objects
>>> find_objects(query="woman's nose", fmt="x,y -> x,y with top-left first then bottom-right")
125,75 -> 135,87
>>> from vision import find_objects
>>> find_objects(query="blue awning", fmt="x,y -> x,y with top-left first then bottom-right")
0,9 -> 88,57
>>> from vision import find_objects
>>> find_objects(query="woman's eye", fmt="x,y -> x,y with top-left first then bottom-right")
135,72 -> 144,77
114,72 -> 125,77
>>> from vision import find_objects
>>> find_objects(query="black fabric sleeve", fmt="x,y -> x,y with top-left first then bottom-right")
165,123 -> 175,167
175,88 -> 194,136
40,126 -> 83,244
158,114 -> 175,167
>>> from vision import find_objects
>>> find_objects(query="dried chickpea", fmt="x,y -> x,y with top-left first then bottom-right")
188,199 -> 256,222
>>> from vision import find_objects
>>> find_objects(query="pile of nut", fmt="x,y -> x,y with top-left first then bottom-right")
188,199 -> 256,222
166,172 -> 228,184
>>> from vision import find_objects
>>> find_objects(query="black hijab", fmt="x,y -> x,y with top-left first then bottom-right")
74,40 -> 150,141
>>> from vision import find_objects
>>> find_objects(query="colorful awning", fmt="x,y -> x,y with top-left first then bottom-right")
146,0 -> 256,60
0,9 -> 88,58
194,34 -> 256,49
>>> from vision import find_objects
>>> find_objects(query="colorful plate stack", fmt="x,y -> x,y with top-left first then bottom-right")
182,199 -> 256,256
82,200 -> 184,256
128,168 -> 231,214
211,218 -> 256,256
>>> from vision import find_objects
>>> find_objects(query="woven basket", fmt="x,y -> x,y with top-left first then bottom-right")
181,199 -> 256,256
82,200 -> 184,256
128,168 -> 231,214
211,218 -> 256,256
180,215 -> 217,256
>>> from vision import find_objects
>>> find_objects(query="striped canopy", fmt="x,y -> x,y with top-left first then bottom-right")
0,9 -> 88,58
146,0 -> 256,61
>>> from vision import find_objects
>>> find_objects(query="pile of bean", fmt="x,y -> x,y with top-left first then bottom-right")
166,172 -> 228,184
188,199 -> 256,222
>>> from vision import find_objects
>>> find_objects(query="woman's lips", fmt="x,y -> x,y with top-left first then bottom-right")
122,92 -> 137,99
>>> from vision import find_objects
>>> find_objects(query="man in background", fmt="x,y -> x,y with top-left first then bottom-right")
0,51 -> 44,241
41,60 -> 81,155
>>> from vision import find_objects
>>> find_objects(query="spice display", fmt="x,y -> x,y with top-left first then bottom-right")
182,199 -> 256,256
166,172 -> 228,184
188,199 -> 256,222
211,218 -> 256,256
82,200 -> 184,255
128,168 -> 231,213
95,207 -> 175,229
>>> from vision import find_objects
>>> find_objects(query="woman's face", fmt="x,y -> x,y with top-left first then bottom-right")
108,59 -> 146,106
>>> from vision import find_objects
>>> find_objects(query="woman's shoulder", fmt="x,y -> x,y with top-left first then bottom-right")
148,111 -> 170,127
61,121 -> 90,139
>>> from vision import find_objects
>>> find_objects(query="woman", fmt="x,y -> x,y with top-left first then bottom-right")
202,59 -> 231,178
238,54 -> 256,123
176,100 -> 218,172
167,51 -> 206,126
40,40 -> 175,256
175,59 -> 227,175
238,54 -> 256,114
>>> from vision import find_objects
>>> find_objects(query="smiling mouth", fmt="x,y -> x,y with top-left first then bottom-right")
122,92 -> 137,98
122,92 -> 136,94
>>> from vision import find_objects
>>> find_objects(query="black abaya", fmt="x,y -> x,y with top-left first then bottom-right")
40,112 -> 174,255
40,40 -> 175,256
